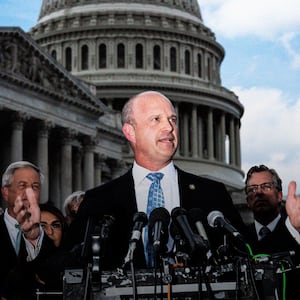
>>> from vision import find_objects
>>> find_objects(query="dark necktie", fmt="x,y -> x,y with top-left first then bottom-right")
144,172 -> 165,267
259,226 -> 271,239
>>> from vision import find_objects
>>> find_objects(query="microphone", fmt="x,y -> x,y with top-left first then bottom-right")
207,210 -> 243,240
122,212 -> 148,266
188,208 -> 210,247
271,250 -> 295,259
148,207 -> 170,253
130,212 -> 148,242
254,251 -> 296,263
171,207 -> 207,253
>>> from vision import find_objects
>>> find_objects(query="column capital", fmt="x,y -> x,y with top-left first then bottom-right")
61,128 -> 77,144
37,120 -> 55,138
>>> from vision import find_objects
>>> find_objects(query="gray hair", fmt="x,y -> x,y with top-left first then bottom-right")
63,190 -> 85,215
2,161 -> 44,187
245,164 -> 282,192
121,95 -> 135,125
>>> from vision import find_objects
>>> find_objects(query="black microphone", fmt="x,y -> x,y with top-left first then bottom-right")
148,207 -> 170,253
123,212 -> 148,266
188,208 -> 210,247
171,207 -> 207,253
271,250 -> 296,259
207,210 -> 243,240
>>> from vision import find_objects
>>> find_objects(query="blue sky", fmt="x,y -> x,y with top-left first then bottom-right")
1,0 -> 300,195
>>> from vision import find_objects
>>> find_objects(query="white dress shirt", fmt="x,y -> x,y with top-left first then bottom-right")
132,160 -> 180,214
4,208 -> 44,260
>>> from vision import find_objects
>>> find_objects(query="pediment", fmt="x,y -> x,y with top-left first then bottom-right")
0,27 -> 108,116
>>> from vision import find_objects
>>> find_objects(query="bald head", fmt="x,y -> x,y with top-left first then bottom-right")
122,91 -> 173,126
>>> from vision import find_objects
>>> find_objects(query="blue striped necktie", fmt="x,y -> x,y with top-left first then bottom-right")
15,223 -> 22,255
144,172 -> 165,267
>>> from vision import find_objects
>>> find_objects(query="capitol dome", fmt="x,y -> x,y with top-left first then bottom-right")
30,0 -> 245,199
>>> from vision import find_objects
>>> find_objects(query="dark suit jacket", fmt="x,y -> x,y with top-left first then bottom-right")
0,214 -> 58,299
65,167 -> 248,270
246,211 -> 300,300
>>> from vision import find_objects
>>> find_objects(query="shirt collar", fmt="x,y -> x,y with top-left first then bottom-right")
4,209 -> 19,227
255,213 -> 281,234
132,161 -> 176,185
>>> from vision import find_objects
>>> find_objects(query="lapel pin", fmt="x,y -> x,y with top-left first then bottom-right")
189,184 -> 196,190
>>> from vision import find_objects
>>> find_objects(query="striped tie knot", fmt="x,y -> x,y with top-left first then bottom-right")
146,172 -> 165,212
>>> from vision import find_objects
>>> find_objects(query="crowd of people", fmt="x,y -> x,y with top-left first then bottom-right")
1,91 -> 300,300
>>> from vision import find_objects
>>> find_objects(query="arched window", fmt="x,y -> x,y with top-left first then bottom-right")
65,47 -> 72,71
207,57 -> 211,81
51,50 -> 57,60
197,53 -> 202,78
99,44 -> 107,68
153,45 -> 161,70
170,47 -> 177,72
81,45 -> 89,70
184,49 -> 191,75
117,43 -> 125,68
135,44 -> 143,68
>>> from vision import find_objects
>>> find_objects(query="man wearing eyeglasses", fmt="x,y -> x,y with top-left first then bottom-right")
245,164 -> 300,300
0,161 -> 59,299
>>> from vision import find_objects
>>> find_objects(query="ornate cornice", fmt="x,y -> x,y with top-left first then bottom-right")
0,27 -> 109,116
38,0 -> 202,20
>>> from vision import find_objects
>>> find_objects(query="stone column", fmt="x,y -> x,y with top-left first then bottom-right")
207,108 -> 214,160
95,154 -> 106,186
220,113 -> 226,162
191,105 -> 198,158
37,121 -> 53,204
83,137 -> 95,190
74,147 -> 83,191
11,112 -> 27,161
197,115 -> 203,158
229,117 -> 236,165
183,111 -> 189,157
61,129 -> 73,204
235,120 -> 241,167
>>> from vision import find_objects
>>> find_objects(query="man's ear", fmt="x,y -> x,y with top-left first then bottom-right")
278,191 -> 283,204
1,186 -> 9,201
122,123 -> 136,143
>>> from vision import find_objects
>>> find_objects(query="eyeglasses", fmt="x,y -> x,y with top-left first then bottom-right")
41,221 -> 62,231
245,182 -> 276,195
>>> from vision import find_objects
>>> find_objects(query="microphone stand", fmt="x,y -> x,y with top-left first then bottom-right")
130,260 -> 138,300
121,240 -> 139,300
91,222 -> 102,293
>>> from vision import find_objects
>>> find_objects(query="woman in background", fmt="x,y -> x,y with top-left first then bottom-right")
40,203 -> 66,247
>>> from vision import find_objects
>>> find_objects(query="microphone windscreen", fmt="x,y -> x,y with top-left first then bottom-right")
171,207 -> 187,219
133,211 -> 148,227
149,207 -> 170,228
188,208 -> 205,224
207,210 -> 224,228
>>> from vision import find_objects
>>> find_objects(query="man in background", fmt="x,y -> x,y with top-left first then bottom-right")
0,161 -> 57,299
245,164 -> 300,300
